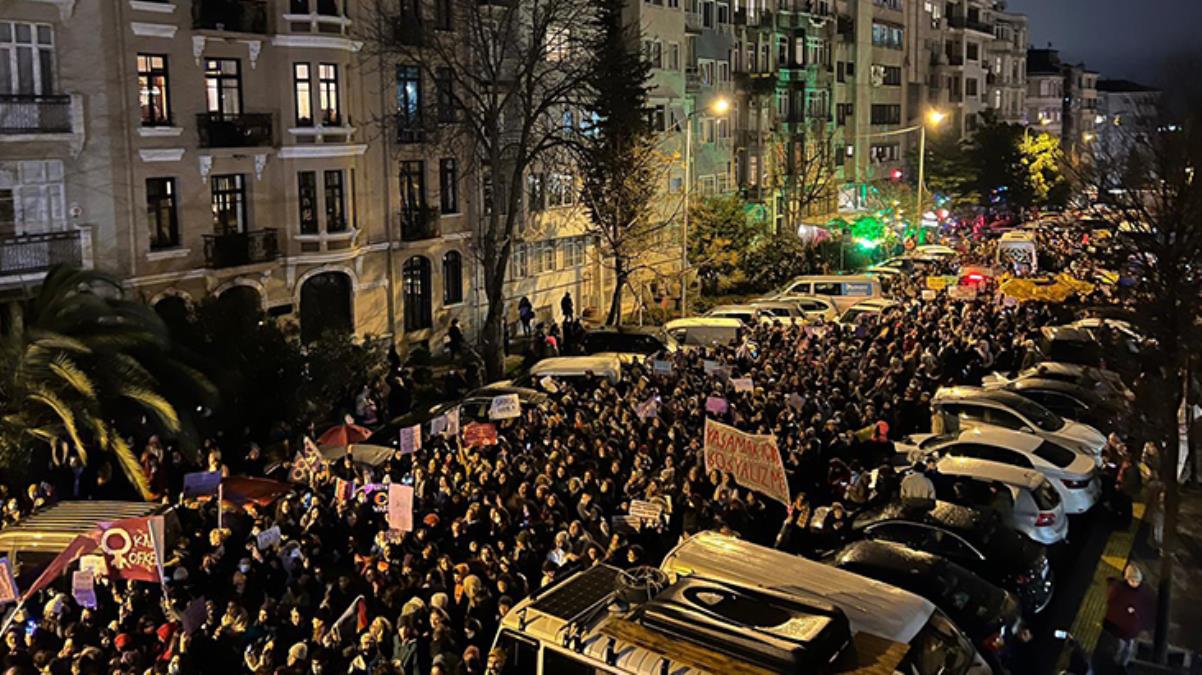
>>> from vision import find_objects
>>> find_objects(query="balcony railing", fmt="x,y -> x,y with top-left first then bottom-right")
947,15 -> 992,34
735,72 -> 777,96
202,229 -> 279,268
0,95 -> 72,134
399,206 -> 440,241
0,231 -> 82,275
685,67 -> 702,93
193,0 -> 269,33
196,112 -> 273,147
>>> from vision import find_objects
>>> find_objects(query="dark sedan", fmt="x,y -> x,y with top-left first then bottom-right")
850,500 -> 1054,614
828,539 -> 1023,661
581,327 -> 667,356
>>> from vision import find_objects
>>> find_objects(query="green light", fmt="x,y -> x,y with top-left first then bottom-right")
854,237 -> 879,250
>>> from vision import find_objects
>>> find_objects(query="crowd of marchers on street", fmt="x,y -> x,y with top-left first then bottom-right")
0,228 -> 1162,675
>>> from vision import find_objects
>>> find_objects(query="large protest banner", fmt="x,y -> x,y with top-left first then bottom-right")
702,419 -> 790,505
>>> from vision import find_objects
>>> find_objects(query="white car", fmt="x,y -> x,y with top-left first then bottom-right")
932,386 -> 1107,458
913,244 -> 957,259
766,294 -> 840,323
839,298 -> 900,325
898,426 -> 1101,515
930,456 -> 1069,545
704,304 -> 763,325
748,300 -> 808,325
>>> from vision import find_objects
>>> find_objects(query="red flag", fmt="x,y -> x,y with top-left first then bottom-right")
356,597 -> 369,632
20,532 -> 100,602
98,516 -> 163,583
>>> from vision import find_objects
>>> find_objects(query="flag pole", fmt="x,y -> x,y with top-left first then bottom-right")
216,482 -> 224,531
147,516 -> 169,599
0,599 -> 25,636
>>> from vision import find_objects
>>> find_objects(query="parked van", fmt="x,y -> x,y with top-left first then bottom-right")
777,275 -> 883,311
661,317 -> 744,349
996,231 -> 1038,274
0,501 -> 179,574
660,531 -> 992,674
492,564 -> 871,675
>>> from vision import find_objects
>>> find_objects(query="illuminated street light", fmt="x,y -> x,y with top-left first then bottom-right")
681,95 -> 732,315
710,97 -> 731,115
916,109 -> 945,231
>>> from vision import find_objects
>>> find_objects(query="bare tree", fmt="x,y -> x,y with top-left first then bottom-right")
760,121 -> 839,233
1072,99 -> 1202,662
361,0 -> 598,379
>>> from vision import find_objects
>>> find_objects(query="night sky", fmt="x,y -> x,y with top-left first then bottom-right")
1007,0 -> 1202,85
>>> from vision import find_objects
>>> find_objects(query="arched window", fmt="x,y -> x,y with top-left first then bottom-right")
403,256 -> 432,331
442,250 -> 463,305
300,272 -> 353,341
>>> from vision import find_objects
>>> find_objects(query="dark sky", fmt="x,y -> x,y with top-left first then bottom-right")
1007,0 -> 1202,85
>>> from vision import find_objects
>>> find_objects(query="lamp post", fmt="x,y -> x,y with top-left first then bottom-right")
681,95 -> 731,318
914,109 -> 945,234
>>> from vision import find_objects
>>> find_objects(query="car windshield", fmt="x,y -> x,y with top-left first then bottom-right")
988,390 -> 1064,431
903,610 -> 976,675
1032,479 -> 1061,510
1033,440 -> 1077,468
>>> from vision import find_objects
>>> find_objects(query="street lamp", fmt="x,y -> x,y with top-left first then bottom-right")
914,109 -> 945,233
681,95 -> 731,317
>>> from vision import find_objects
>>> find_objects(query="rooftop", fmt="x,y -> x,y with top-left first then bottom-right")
1097,79 -> 1160,94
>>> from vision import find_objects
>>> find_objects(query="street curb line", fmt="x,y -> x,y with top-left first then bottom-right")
1058,501 -> 1147,670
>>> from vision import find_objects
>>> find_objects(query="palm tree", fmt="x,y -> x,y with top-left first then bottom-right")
0,266 -> 215,498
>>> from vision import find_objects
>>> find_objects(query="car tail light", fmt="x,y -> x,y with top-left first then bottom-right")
982,630 -> 1005,652
1061,477 -> 1090,489
1035,512 -> 1057,527
1014,573 -> 1032,585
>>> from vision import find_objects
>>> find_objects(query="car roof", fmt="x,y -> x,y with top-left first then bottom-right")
661,531 -> 935,644
771,293 -> 834,305
934,456 -> 1047,491
832,539 -> 943,576
785,274 -> 879,283
664,317 -> 744,329
945,425 -> 1046,453
1040,326 -> 1095,343
707,305 -> 758,314
914,244 -> 956,254
999,231 -> 1036,242
587,325 -> 661,337
1005,378 -> 1101,400
933,386 -> 1038,409
529,355 -> 622,374
848,298 -> 897,309
853,500 -> 993,533
749,300 -> 799,310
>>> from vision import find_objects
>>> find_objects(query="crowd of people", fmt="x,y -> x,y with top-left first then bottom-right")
0,237 -> 1153,675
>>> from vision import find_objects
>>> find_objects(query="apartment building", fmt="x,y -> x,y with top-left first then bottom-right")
1025,47 -> 1064,138
1062,61 -> 1098,157
987,6 -> 1026,124
0,0 -> 408,343
1094,79 -> 1160,173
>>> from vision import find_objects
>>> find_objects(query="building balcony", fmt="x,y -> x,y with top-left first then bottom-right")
399,206 -> 440,241
0,231 -> 84,277
193,0 -> 268,33
735,72 -> 777,96
393,17 -> 424,46
395,115 -> 425,143
947,15 -> 993,35
196,112 -> 273,148
684,12 -> 703,33
202,228 -> 279,268
685,67 -> 702,93
0,94 -> 73,135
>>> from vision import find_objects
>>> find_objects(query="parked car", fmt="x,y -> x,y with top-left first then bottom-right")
992,377 -> 1130,432
983,361 -> 1134,409
849,500 -> 1054,614
458,385 -> 549,420
914,244 -> 958,259
661,317 -> 744,349
704,304 -> 763,325
839,298 -> 900,325
580,326 -> 667,356
898,426 -> 1101,515
931,386 -> 1107,458
765,294 -> 840,323
509,354 -> 625,388
827,539 -> 1023,659
929,455 -> 1068,545
748,299 -> 809,324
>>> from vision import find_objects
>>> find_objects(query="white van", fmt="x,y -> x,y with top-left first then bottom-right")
996,231 -> 1038,273
778,275 -> 883,311
661,317 -> 744,349
661,531 -> 992,675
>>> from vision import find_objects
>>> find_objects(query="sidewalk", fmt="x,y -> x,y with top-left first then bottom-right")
1064,485 -> 1202,673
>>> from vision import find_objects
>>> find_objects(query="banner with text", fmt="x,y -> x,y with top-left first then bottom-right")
703,419 -> 790,505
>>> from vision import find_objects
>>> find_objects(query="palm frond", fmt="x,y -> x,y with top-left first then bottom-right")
107,429 -> 153,501
48,354 -> 97,400
120,386 -> 181,433
28,389 -> 88,464
89,416 -> 110,450
24,331 -> 93,355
